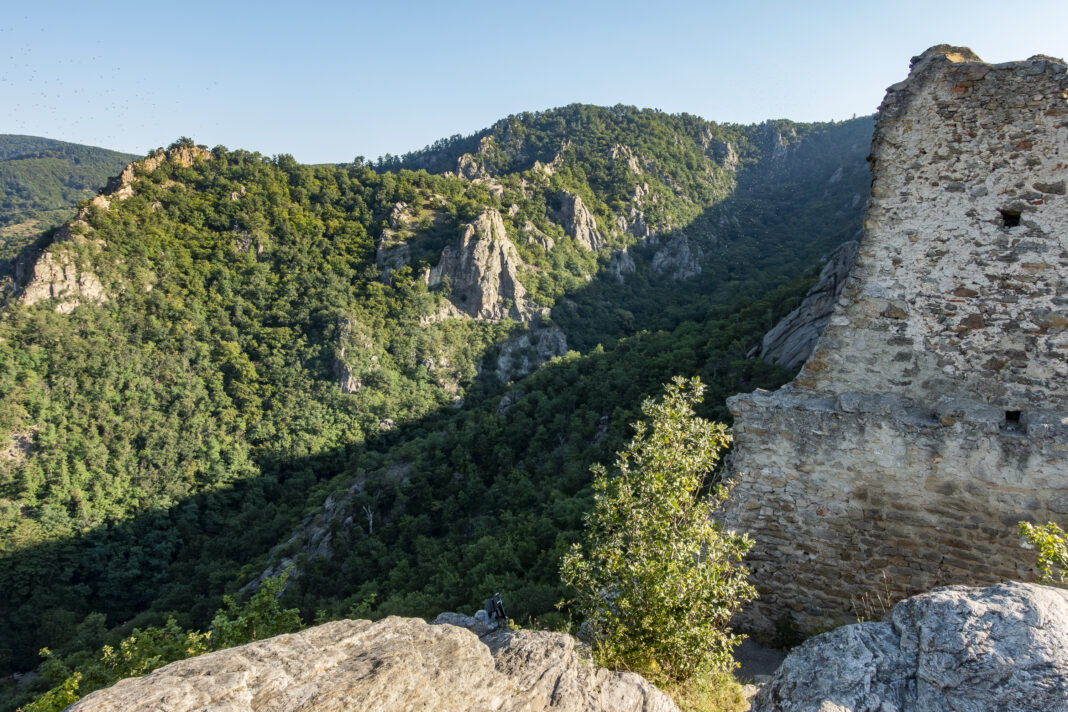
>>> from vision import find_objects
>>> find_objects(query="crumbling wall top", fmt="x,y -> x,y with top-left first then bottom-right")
794,45 -> 1068,411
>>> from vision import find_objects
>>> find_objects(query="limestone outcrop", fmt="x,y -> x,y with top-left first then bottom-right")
555,191 -> 605,251
69,615 -> 678,712
723,46 -> 1068,636
751,582 -> 1068,712
16,248 -> 107,313
104,145 -> 211,199
428,210 -> 535,321
608,247 -> 637,282
749,240 -> 858,370
650,233 -> 702,280
494,324 -> 568,381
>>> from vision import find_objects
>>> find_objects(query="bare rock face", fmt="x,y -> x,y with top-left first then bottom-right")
555,191 -> 605,251
522,219 -> 555,251
608,247 -> 637,283
428,210 -> 534,321
650,233 -> 702,280
750,240 -> 858,370
105,145 -> 211,197
70,616 -> 678,712
752,582 -> 1068,712
495,325 -> 568,381
18,248 -> 107,313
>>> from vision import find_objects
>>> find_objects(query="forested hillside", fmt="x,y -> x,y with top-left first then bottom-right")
0,107 -> 872,709
0,136 -> 137,267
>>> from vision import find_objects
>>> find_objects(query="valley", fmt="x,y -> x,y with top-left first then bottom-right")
0,106 -> 871,709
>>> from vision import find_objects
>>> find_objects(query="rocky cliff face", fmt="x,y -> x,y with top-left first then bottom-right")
555,191 -> 605,251
494,325 -> 568,382
428,209 -> 537,321
69,615 -> 677,712
749,240 -> 858,370
722,46 -> 1068,636
650,233 -> 702,280
17,248 -> 107,313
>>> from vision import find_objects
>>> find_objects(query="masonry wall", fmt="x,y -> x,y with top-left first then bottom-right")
799,47 -> 1068,409
723,46 -> 1068,637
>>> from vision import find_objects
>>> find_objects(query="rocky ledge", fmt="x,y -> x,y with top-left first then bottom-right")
69,614 -> 677,712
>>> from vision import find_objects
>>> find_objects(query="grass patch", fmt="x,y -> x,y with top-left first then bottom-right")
660,669 -> 751,712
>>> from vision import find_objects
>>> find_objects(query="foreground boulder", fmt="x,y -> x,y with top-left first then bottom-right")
70,615 -> 677,711
752,581 -> 1068,711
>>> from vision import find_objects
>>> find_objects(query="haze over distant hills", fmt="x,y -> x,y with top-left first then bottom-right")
0,105 -> 872,710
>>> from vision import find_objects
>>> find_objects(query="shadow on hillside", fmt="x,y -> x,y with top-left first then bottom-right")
0,119 -> 872,682
0,274 -> 806,682
549,118 -> 872,351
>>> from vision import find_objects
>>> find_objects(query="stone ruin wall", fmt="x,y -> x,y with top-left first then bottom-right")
723,46 -> 1068,637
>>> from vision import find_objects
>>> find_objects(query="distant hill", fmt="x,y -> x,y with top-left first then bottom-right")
0,134 -> 137,264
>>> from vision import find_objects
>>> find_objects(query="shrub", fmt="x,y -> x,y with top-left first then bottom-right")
560,376 -> 755,682
1020,521 -> 1068,585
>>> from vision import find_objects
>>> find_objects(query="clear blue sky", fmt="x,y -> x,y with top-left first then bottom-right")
2,0 -> 1067,164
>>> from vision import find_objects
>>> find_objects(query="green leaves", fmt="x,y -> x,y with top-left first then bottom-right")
210,572 -> 302,649
22,573 -> 300,711
1020,521 -> 1068,585
561,377 -> 755,682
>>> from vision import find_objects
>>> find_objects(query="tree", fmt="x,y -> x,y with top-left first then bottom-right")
560,377 -> 755,682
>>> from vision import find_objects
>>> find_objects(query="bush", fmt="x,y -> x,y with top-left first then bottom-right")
560,377 -> 755,682
1020,521 -> 1068,585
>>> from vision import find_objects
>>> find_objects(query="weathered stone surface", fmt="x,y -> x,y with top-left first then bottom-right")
751,241 -> 858,370
751,582 -> 1068,712
723,46 -> 1068,636
608,246 -> 637,282
495,324 -> 568,381
799,47 -> 1068,408
428,209 -> 536,321
650,233 -> 702,280
555,191 -> 605,251
70,616 -> 678,712
18,248 -> 107,313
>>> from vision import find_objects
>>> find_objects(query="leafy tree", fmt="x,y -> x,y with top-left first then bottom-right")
1020,521 -> 1068,585
560,377 -> 755,682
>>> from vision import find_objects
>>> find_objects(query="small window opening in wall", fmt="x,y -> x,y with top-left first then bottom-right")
1005,410 -> 1022,424
1000,209 -> 1021,228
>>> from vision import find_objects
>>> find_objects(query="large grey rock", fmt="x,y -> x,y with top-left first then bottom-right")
70,615 -> 678,712
494,324 -> 568,381
752,581 -> 1068,712
428,209 -> 535,321
751,240 -> 857,370
650,233 -> 702,280
17,248 -> 108,313
555,191 -> 605,251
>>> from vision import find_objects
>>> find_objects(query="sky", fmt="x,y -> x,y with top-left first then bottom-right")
2,0 -> 1067,164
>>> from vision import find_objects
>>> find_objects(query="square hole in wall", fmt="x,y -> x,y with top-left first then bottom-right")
999,209 -> 1021,228
1005,410 -> 1022,424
